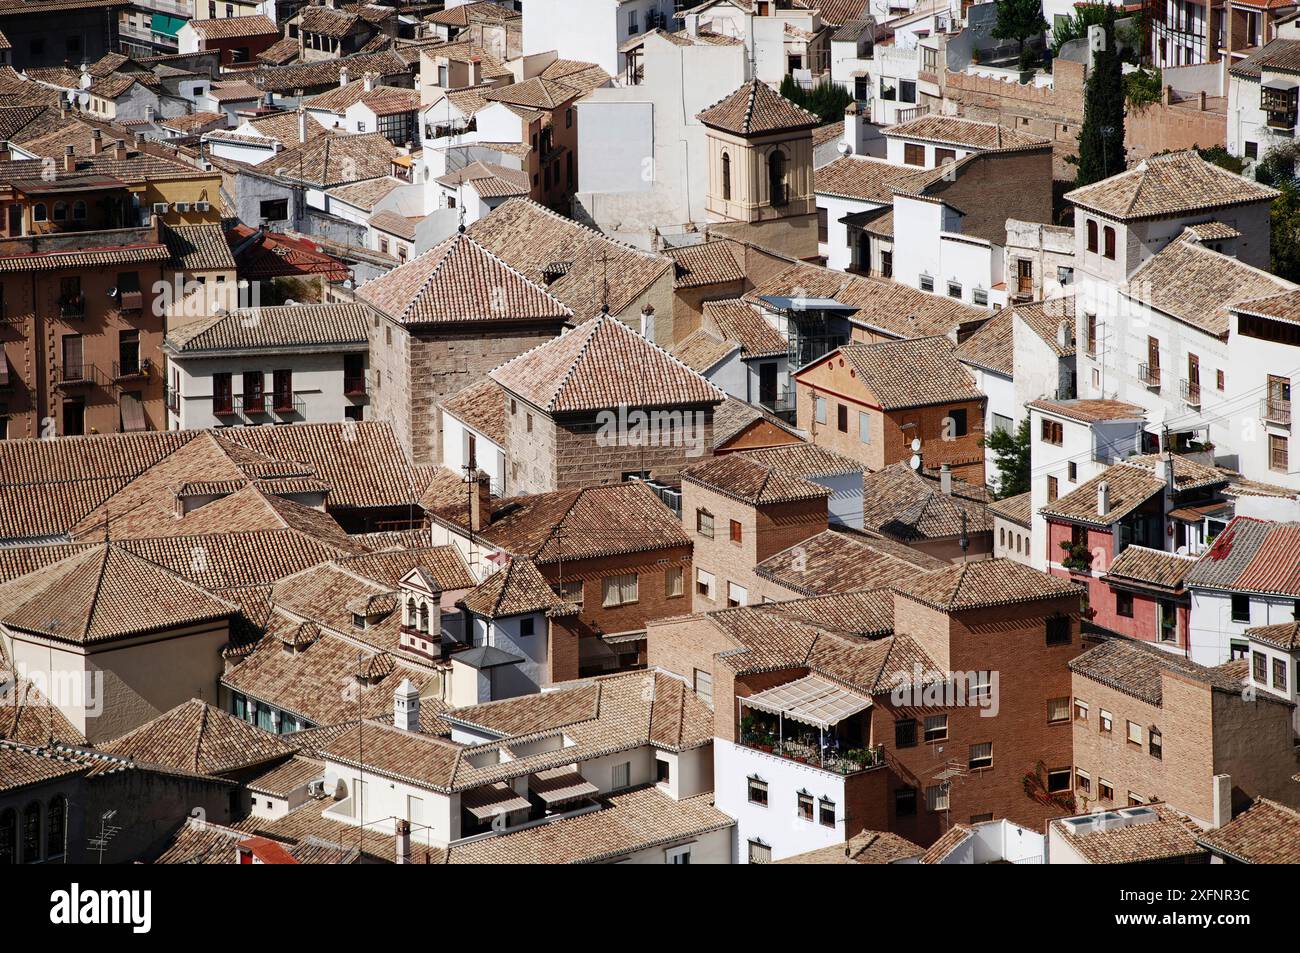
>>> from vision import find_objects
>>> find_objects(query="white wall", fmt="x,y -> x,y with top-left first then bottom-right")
1189,588 -> 1300,666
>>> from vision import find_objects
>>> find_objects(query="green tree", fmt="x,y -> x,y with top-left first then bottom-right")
1074,5 -> 1124,188
779,74 -> 853,125
985,417 -> 1031,498
1270,181 -> 1300,283
1051,2 -> 1108,53
992,0 -> 1048,56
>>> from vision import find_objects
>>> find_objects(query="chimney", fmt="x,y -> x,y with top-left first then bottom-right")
112,139 -> 127,161
338,65 -> 349,88
468,469 -> 491,533
90,128 -> 103,155
133,132 -> 145,147
395,819 -> 412,863
394,677 -> 420,731
363,71 -> 375,92
939,462 -> 952,496
685,12 -> 700,36
1097,480 -> 1110,518
63,145 -> 75,172
1057,319 -> 1071,350
296,106 -> 307,144
1211,774 -> 1232,829
468,56 -> 482,86
0,143 -> 10,162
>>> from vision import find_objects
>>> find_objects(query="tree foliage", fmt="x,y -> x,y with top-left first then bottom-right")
985,417 -> 1031,498
1051,2 -> 1109,52
992,0 -> 1048,53
1074,5 -> 1124,188
778,75 -> 854,125
1124,66 -> 1161,112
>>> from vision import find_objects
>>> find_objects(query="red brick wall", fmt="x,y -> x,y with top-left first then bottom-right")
537,545 -> 692,636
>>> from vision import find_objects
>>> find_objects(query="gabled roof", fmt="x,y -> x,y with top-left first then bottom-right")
696,79 -> 819,136
681,453 -> 830,506
895,557 -> 1081,612
166,303 -> 369,353
756,528 -> 943,596
1197,798 -> 1300,863
862,462 -> 991,541
954,309 -> 1013,376
1065,151 -> 1279,221
778,828 -> 925,864
99,699 -> 294,777
814,154 -> 917,202
671,328 -> 739,372
668,240 -> 745,289
0,543 -> 237,644
702,298 -> 788,357
187,14 -> 278,39
1069,637 -> 1245,706
1040,456 -> 1227,527
1102,545 -> 1196,592
884,114 -> 1049,152
1054,804 -> 1206,864
1012,295 -> 1076,357
1185,517 -> 1300,597
458,557 -> 573,619
440,378 -> 507,444
1026,398 -> 1145,424
164,221 -> 236,273
830,337 -> 984,410
357,229 -> 572,326
489,312 -> 724,413
1247,620 -> 1300,651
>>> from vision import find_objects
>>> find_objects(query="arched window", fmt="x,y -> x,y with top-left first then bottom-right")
721,151 -> 731,201
33,203 -> 47,223
52,201 -> 67,222
72,200 -> 87,220
1102,225 -> 1116,260
1086,219 -> 1098,253
0,808 -> 15,864
768,150 -> 787,206
21,802 -> 40,864
419,602 -> 429,634
406,597 -> 417,627
46,796 -> 65,860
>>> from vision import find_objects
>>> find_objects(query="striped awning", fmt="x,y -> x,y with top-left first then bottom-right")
461,783 -> 530,820
742,674 -> 871,730
529,767 -> 598,805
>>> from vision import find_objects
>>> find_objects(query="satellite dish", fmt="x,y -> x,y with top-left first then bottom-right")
322,771 -> 340,797
837,140 -> 852,157
910,453 -> 922,470
910,438 -> 922,453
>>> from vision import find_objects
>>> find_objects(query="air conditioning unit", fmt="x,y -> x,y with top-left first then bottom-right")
194,200 -> 210,212
175,202 -> 191,213
306,779 -> 326,798
152,202 -> 169,214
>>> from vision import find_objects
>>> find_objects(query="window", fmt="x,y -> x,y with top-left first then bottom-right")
721,151 -> 731,200
46,796 -> 65,860
920,274 -> 934,292
814,395 -> 827,424
21,802 -> 39,863
925,784 -> 949,812
903,142 -> 925,166
1046,768 -> 1072,794
693,668 -> 713,705
747,776 -> 769,806
601,572 -> 638,607
817,206 -> 828,243
1245,140 -> 1259,159
923,714 -> 947,743
1232,594 -> 1251,623
242,370 -> 264,413
854,411 -> 871,444
33,203 -> 47,222
1046,475 -> 1058,502
1040,418 -> 1063,445
656,758 -> 671,784
1102,225 -> 1116,260
895,786 -> 917,816
797,791 -> 814,821
1075,769 -> 1091,794
767,150 -> 787,206
273,369 -> 293,412
1270,434 -> 1289,473
1047,697 -> 1070,724
729,519 -> 743,544
1149,727 -> 1162,760
726,581 -> 747,608
899,79 -> 917,103
935,146 -> 956,166
819,797 -> 836,828
519,616 -> 535,638
1067,461 -> 1077,482
947,408 -> 968,437
1099,708 -> 1113,733
947,281 -> 962,299
259,198 -> 288,221
1126,720 -> 1143,746
695,508 -> 714,538
118,330 -> 140,377
1058,266 -> 1074,285
968,742 -> 992,770
557,579 -> 583,605
665,566 -> 684,598
1217,368 -> 1225,391
696,568 -> 715,599
1253,650 -> 1268,682
973,288 -> 988,307
1098,778 -> 1114,801
1086,219 -> 1098,252
747,839 -> 772,864
1045,614 -> 1071,646
1274,657 -> 1288,692
612,761 -> 631,790
1116,590 -> 1134,618
213,372 -> 233,415
895,718 -> 917,748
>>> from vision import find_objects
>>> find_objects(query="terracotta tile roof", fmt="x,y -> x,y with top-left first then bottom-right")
299,5 -> 363,37
1065,151 -> 1279,221
459,557 -> 572,618
1185,517 -> 1300,597
426,0 -> 519,26
778,827 -> 923,864
327,175 -> 403,210
467,198 -> 674,319
440,377 -> 507,444
671,328 -> 739,372
490,312 -> 724,413
303,79 -> 372,114
681,453 -> 830,505
99,699 -> 294,776
0,742 -> 88,793
485,76 -> 581,110
0,671 -> 86,745
896,557 -> 1081,612
812,118 -> 845,147
226,224 -> 352,282
358,85 -> 422,116
255,49 -> 411,94
434,159 -> 530,198
447,680 -> 600,736
756,528 -> 939,596
739,443 -> 863,478
161,222 -> 236,273
158,111 -> 226,135
919,824 -> 974,863
745,260 -> 986,340
1185,220 -> 1241,241
1012,295 -> 1076,357
702,298 -> 788,357
0,543 -> 237,644
885,114 -> 1049,152
1053,805 -> 1205,864
445,482 -> 689,565
120,530 -> 349,590
167,303 -> 369,353
1102,545 -> 1196,592
258,36 -> 301,65
368,209 -> 418,241
1247,620 -> 1300,651
245,755 -> 324,797
696,79 -> 819,135
1197,798 -> 1300,863
758,589 -> 897,637
0,237 -> 171,272
668,240 -> 745,289
537,59 -> 611,96
189,14 -> 279,39
815,154 -> 915,201
1233,287 -> 1300,325
834,336 -> 984,410
1026,398 -> 1145,423
1041,456 -> 1226,527
1125,237 -> 1292,336
861,462 -> 991,541
712,395 -> 802,447
987,491 -> 1031,528
954,309 -> 1013,375
263,132 -> 400,187
246,798 -> 434,862
447,785 -> 732,863
1068,637 -> 1245,705
358,228 -> 571,326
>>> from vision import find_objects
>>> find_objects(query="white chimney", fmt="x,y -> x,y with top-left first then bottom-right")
394,678 -> 420,731
1211,774 -> 1232,829
468,56 -> 482,86
1057,319 -> 1070,350
363,71 -> 375,92
842,102 -> 860,156
1097,480 -> 1110,518
685,12 -> 700,36
338,66 -> 349,88
296,106 -> 307,144
394,819 -> 412,864
939,462 -> 953,496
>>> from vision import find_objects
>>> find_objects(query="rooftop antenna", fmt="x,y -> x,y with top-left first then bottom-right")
88,809 -> 122,864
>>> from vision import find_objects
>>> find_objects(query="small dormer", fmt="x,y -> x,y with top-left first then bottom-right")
280,620 -> 320,655
346,592 -> 398,630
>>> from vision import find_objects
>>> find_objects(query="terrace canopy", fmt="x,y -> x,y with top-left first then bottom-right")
741,674 -> 870,730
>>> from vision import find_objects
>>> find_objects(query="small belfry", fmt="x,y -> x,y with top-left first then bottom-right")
695,78 -> 819,257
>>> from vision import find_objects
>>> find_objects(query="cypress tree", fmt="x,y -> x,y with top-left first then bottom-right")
1074,5 -> 1125,188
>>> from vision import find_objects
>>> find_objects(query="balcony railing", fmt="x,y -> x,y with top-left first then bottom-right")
243,393 -> 268,415
1261,397 -> 1292,426
55,363 -> 100,387
114,290 -> 144,313
1137,362 -> 1161,390
343,374 -> 367,397
1180,378 -> 1201,407
739,731 -> 885,776
213,397 -> 237,416
164,383 -> 180,414
273,392 -> 305,417
112,358 -> 151,382
59,295 -> 85,320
